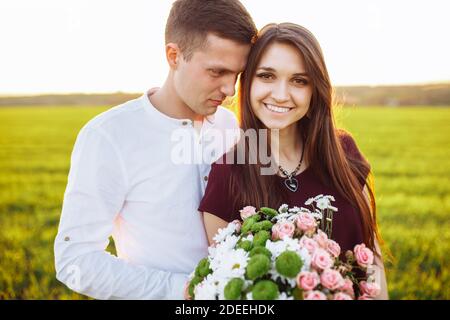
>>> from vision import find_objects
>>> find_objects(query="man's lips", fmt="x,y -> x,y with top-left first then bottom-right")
209,99 -> 223,106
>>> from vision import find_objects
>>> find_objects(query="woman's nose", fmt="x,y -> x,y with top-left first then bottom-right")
271,81 -> 289,102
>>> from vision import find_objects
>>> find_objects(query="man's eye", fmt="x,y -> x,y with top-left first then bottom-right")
256,73 -> 273,80
209,69 -> 223,77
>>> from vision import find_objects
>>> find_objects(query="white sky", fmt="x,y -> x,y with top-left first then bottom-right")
0,0 -> 449,95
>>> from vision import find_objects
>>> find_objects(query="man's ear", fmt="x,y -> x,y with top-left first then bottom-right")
166,43 -> 182,69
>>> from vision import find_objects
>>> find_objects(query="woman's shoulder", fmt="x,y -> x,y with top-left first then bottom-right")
210,151 -> 237,176
207,150 -> 244,189
336,129 -> 366,163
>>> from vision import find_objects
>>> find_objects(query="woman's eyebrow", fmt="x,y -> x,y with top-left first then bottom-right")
257,66 -> 308,76
257,66 -> 276,72
292,72 -> 309,77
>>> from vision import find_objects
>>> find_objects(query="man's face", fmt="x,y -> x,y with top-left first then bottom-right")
173,33 -> 251,117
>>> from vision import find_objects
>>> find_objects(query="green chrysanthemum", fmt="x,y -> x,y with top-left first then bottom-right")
252,230 -> 270,247
252,280 -> 279,300
260,207 -> 278,218
275,251 -> 303,278
249,246 -> 272,259
246,254 -> 271,280
241,215 -> 260,234
188,275 -> 203,298
251,221 -> 273,233
195,258 -> 212,278
224,278 -> 245,300
237,240 -> 253,252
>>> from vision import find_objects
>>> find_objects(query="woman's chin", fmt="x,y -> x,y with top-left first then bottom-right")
258,119 -> 290,131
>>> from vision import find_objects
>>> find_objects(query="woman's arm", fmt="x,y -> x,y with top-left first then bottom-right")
363,184 -> 389,300
202,211 -> 229,246
373,238 -> 389,300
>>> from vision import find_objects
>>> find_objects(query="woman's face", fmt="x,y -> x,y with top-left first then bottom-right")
250,42 -> 313,131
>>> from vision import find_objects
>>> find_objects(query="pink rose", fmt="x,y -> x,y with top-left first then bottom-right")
327,239 -> 341,258
313,229 -> 329,248
296,271 -> 320,291
320,269 -> 345,291
358,294 -> 373,300
311,248 -> 334,270
304,290 -> 327,300
231,219 -> 242,233
299,236 -> 319,254
354,244 -> 374,268
333,292 -> 353,300
340,278 -> 355,297
271,221 -> 295,240
239,206 -> 257,220
296,212 -> 317,234
359,281 -> 381,298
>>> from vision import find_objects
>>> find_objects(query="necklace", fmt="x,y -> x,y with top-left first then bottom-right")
278,138 -> 305,192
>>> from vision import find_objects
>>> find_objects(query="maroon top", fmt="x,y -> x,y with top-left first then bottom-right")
198,131 -> 371,254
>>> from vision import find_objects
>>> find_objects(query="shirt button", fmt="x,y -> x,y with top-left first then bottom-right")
204,176 -> 208,182
64,236 -> 70,242
182,121 -> 189,126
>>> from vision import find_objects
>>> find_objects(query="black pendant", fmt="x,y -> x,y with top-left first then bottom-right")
284,177 -> 299,192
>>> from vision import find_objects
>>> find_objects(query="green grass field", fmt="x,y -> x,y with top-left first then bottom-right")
0,105 -> 449,299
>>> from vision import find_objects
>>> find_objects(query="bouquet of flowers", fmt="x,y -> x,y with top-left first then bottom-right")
187,195 -> 380,300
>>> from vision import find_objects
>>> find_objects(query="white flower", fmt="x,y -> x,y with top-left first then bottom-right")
266,237 -> 301,258
288,206 -> 301,213
278,204 -> 289,213
316,197 -> 331,210
213,222 -> 238,243
311,209 -> 323,220
304,197 -> 315,206
272,211 -> 298,224
195,274 -> 219,300
215,277 -> 232,300
278,292 -> 294,300
298,247 -> 312,272
209,235 -> 239,271
215,248 -> 249,279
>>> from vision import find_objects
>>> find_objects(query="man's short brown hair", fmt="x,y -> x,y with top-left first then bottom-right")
165,0 -> 257,60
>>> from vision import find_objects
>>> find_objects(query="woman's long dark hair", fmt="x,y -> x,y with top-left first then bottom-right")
228,23 -> 382,253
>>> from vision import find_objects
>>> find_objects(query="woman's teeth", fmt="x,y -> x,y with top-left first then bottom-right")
264,103 -> 291,113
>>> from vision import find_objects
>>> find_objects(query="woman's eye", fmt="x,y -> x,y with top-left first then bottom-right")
256,73 -> 273,80
293,78 -> 308,85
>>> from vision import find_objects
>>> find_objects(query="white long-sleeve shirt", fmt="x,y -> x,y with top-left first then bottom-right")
54,90 -> 239,299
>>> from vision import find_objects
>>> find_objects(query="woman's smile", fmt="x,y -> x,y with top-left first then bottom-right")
263,103 -> 294,114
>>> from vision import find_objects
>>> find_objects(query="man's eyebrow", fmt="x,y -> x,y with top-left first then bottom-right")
257,66 -> 309,76
207,65 -> 243,74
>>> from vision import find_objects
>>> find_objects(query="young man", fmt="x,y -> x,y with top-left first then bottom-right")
54,0 -> 256,299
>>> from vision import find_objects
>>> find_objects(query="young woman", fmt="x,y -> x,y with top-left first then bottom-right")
198,23 -> 388,299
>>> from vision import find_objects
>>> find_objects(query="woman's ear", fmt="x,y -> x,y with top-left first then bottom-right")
165,43 -> 181,69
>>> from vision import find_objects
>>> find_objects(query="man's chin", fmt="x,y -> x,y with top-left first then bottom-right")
202,106 -> 219,116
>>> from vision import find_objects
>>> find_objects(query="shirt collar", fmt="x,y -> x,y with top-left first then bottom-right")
142,88 -> 217,128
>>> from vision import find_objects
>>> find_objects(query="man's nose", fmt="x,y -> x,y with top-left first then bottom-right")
220,77 -> 236,97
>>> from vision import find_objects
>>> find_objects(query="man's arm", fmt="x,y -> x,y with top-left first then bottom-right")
54,126 -> 187,299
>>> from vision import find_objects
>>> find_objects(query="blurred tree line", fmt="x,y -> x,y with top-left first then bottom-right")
0,83 -> 449,107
